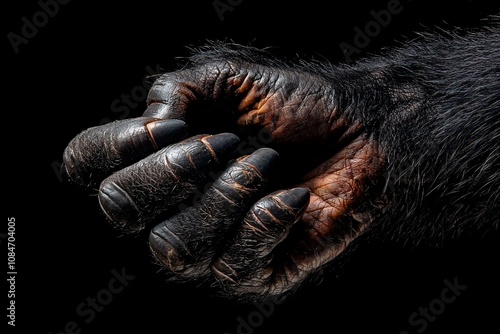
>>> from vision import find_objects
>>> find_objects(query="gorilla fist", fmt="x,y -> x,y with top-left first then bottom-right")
63,20 -> 500,301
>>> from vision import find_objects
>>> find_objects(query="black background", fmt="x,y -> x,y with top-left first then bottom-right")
5,0 -> 500,333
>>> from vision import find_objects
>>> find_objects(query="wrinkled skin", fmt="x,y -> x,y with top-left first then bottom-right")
63,19 -> 500,301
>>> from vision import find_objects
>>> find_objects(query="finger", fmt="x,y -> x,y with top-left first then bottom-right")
63,117 -> 188,188
149,148 -> 280,277
141,47 -> 338,147
98,133 -> 240,232
211,187 -> 309,287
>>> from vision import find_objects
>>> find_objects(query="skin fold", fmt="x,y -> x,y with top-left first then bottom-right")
63,18 -> 499,301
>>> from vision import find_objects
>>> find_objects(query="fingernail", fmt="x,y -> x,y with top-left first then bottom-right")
146,119 -> 189,149
241,148 -> 280,177
202,133 -> 241,161
149,225 -> 190,272
279,187 -> 310,208
262,187 -> 310,224
98,181 -> 140,229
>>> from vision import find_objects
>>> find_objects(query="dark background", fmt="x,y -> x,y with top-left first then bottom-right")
5,0 -> 500,333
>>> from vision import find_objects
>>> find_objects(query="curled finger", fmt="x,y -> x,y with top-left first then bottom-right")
211,187 -> 310,299
98,133 -> 240,232
149,148 -> 280,277
63,117 -> 188,187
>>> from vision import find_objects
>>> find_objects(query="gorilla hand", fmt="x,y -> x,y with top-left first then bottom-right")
62,42 -> 387,300
63,26 -> 500,301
